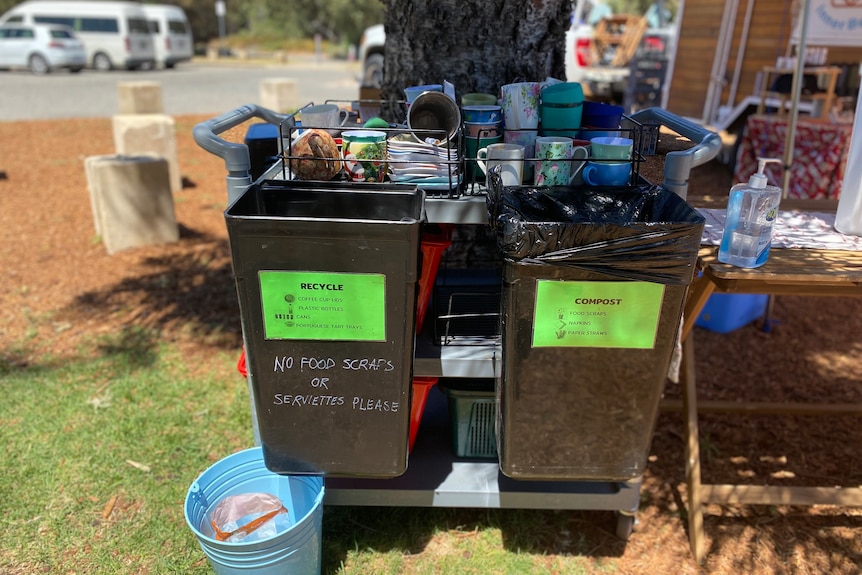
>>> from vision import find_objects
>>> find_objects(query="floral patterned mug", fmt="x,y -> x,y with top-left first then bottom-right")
533,136 -> 589,187
501,82 -> 540,130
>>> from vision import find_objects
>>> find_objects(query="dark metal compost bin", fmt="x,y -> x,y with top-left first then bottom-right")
487,181 -> 705,481
225,180 -> 425,477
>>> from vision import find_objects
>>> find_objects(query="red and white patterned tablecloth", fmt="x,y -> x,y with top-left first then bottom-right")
734,114 -> 853,200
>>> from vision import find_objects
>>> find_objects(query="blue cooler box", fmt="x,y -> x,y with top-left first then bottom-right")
695,293 -> 768,333
244,122 -> 280,182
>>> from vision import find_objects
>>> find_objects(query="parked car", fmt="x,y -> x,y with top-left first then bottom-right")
358,23 -> 384,87
566,10 -> 593,82
577,22 -> 675,104
0,1 -> 156,71
0,22 -> 85,74
142,3 -> 193,69
570,0 -> 676,105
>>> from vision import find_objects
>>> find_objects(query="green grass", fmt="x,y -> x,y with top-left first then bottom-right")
1,329 -> 252,574
1,329 -> 623,574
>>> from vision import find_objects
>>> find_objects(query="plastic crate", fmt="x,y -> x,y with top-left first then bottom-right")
416,224 -> 452,335
409,377 -> 439,452
695,293 -> 768,333
444,382 -> 497,459
433,269 -> 502,346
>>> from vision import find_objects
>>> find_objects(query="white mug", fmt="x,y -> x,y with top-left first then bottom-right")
300,104 -> 350,136
476,143 -> 525,187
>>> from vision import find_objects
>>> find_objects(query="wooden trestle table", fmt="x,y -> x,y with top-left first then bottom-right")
677,197 -> 862,563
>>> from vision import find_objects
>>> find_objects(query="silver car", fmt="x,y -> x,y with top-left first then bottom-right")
0,22 -> 86,74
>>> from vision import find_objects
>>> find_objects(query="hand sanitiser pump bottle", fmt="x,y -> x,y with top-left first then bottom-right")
718,158 -> 783,268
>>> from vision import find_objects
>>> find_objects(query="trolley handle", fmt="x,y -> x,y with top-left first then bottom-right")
193,103 -> 296,173
194,104 -> 309,204
630,107 -> 722,198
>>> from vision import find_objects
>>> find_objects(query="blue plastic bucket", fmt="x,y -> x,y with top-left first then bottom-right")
184,447 -> 324,575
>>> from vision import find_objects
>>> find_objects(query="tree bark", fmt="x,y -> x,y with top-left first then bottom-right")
380,0 -> 571,121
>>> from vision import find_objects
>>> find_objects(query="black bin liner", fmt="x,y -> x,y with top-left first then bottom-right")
225,180 -> 425,477
487,180 -> 704,481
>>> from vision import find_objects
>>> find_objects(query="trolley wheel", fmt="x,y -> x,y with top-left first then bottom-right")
614,511 -> 637,540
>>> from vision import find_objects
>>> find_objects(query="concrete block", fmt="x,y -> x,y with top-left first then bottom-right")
112,114 -> 181,193
84,154 -> 179,255
117,81 -> 164,114
259,78 -> 298,113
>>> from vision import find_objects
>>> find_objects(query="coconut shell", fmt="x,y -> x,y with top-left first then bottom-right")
287,129 -> 342,180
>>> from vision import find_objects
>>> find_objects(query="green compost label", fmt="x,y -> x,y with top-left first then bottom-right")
259,271 -> 386,341
532,280 -> 664,349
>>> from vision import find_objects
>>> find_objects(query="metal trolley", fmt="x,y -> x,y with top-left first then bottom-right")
194,103 -> 721,540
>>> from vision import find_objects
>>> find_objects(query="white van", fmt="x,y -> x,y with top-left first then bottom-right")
142,3 -> 192,69
0,0 -> 155,70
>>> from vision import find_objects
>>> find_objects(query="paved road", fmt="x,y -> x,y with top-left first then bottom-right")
0,57 -> 362,121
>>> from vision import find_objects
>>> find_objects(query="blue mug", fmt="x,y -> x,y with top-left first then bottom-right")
462,105 -> 502,123
581,161 -> 632,187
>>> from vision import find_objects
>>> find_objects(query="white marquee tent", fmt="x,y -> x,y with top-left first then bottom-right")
787,0 -> 861,230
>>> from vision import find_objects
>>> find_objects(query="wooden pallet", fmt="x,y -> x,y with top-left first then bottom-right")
591,15 -> 647,68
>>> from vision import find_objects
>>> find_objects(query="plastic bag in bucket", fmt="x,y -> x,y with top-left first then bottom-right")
184,447 -> 324,575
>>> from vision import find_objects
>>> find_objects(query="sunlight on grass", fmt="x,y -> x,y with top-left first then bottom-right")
1,331 -> 250,574
3,330 -> 625,574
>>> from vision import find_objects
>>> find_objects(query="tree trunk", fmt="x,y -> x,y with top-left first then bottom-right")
379,0 -> 571,121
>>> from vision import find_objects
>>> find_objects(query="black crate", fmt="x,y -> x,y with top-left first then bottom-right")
432,268 -> 501,346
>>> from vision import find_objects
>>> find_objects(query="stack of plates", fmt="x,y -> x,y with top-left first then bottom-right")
387,134 -> 462,191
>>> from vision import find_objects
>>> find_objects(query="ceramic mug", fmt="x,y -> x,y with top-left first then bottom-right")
581,161 -> 632,187
568,139 -> 592,184
461,92 -> 498,106
581,101 -> 624,129
501,82 -> 540,130
466,133 -> 503,182
589,136 -> 633,160
504,129 -> 539,181
341,130 -> 387,182
539,82 -> 584,137
299,104 -> 350,136
464,121 -> 501,137
461,105 -> 502,123
476,143 -> 524,187
533,136 -> 589,186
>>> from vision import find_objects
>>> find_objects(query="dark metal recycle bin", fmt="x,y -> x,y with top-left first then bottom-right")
225,180 -> 425,477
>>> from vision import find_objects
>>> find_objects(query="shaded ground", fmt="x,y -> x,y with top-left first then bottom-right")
1,116 -> 860,574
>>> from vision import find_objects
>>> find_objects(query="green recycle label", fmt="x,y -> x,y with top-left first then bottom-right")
259,271 -> 386,341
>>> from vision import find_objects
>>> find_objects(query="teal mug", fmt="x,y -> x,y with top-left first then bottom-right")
589,136 -> 633,160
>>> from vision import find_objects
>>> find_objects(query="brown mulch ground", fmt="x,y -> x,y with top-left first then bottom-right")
1,117 -> 861,574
